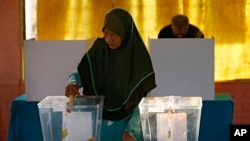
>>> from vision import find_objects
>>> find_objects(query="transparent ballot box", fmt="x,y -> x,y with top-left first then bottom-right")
139,96 -> 202,141
38,96 -> 104,141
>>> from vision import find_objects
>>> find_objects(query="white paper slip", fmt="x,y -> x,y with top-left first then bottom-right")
67,112 -> 93,141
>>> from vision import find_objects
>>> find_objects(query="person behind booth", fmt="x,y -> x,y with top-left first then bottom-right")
158,14 -> 204,38
65,8 -> 156,141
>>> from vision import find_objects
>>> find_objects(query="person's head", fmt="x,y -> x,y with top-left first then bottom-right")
103,28 -> 122,50
102,8 -> 134,50
171,14 -> 189,38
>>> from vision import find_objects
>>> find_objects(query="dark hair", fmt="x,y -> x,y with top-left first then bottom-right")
171,14 -> 189,30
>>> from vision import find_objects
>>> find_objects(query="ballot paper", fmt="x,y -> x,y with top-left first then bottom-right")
67,112 -> 93,141
156,113 -> 187,141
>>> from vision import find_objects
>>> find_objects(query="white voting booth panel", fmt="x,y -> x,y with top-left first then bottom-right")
149,39 -> 214,100
24,40 -> 94,101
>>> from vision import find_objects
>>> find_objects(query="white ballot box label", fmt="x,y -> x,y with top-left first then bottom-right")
67,112 -> 93,141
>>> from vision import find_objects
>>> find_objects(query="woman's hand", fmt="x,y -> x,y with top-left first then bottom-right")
123,131 -> 136,141
65,84 -> 80,97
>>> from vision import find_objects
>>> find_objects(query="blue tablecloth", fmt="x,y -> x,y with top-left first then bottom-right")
8,94 -> 234,141
199,94 -> 234,141
8,95 -> 43,141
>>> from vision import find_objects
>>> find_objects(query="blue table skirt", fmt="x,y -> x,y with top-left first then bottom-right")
8,94 -> 234,141
8,95 -> 43,141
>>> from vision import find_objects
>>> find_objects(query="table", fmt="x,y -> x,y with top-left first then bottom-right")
198,94 -> 234,141
8,94 -> 234,141
8,95 -> 43,141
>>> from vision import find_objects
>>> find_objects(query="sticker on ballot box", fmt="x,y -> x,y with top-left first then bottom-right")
53,106 -> 67,112
67,112 -> 93,141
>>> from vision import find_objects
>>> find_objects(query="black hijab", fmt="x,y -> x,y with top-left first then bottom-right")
78,8 -> 156,120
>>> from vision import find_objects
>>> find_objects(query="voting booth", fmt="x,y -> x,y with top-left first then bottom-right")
149,39 -> 215,100
24,39 -> 95,101
8,39 -> 233,141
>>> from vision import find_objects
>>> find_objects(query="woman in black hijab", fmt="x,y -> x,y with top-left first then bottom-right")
66,8 -> 156,141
